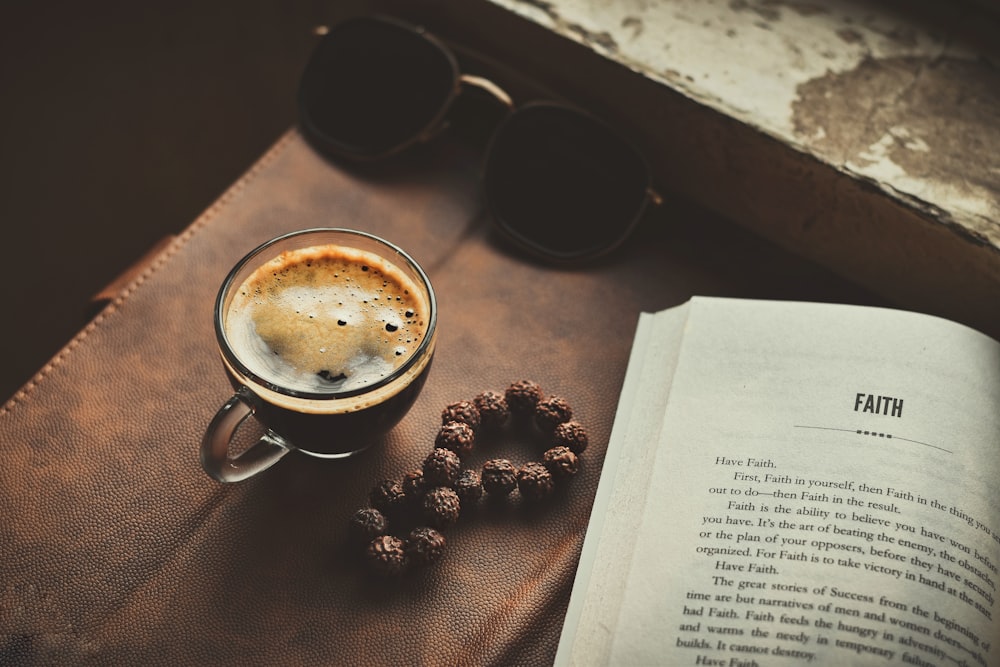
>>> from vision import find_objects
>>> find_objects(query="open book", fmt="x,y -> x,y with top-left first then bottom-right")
556,297 -> 1000,666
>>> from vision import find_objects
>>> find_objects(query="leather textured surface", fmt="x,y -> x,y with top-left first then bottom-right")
0,129 -> 876,665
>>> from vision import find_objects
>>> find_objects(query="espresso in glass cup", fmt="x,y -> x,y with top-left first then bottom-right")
201,228 -> 436,482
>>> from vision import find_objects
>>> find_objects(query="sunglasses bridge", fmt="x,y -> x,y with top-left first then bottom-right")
414,73 -> 515,146
430,74 -> 663,207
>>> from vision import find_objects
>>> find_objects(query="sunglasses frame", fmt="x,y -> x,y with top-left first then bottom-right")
298,14 -> 660,263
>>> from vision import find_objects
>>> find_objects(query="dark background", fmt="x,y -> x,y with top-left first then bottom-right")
0,1 -> 348,401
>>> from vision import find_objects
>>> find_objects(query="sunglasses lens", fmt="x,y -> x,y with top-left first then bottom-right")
483,104 -> 650,261
299,17 -> 457,159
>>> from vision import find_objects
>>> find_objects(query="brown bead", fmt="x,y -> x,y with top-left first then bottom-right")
435,420 -> 476,458
369,479 -> 407,515
517,462 -> 555,501
366,535 -> 409,576
349,507 -> 387,543
543,446 -> 579,478
422,486 -> 461,529
453,469 -> 484,505
505,380 -> 543,414
401,469 -> 426,500
535,395 -> 573,433
553,420 -> 589,454
481,458 -> 517,497
423,447 -> 462,487
473,390 -> 510,429
441,399 -> 481,432
406,526 -> 446,566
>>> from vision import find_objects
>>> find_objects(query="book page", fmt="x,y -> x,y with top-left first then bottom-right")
606,297 -> 1000,666
556,302 -> 692,665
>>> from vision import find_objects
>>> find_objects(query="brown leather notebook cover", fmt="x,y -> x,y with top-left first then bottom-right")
0,128 -> 876,665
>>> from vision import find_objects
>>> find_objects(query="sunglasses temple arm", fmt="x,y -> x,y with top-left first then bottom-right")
459,74 -> 515,110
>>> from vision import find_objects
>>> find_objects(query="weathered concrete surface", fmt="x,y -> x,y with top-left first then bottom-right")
475,0 -> 1000,338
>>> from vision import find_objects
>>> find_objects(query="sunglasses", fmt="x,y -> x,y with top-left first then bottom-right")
297,15 -> 659,263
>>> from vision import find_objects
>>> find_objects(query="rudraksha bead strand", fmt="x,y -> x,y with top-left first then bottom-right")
353,380 -> 590,576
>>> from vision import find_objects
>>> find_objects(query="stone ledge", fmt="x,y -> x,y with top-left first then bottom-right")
394,0 -> 1000,339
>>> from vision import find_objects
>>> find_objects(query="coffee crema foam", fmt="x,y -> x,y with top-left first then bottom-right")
225,243 -> 429,395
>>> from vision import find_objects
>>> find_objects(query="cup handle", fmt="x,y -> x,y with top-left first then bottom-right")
201,388 -> 293,483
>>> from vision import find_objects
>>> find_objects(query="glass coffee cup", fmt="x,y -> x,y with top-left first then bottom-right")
201,228 -> 437,482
